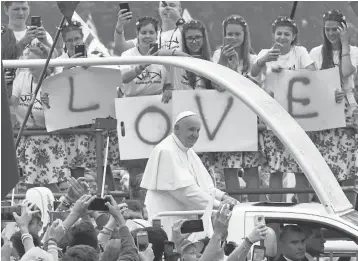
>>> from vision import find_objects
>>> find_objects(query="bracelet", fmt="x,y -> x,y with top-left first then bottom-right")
341,53 -> 350,58
172,49 -> 177,56
21,233 -> 33,244
244,237 -> 253,246
103,226 -> 114,232
115,27 -> 124,35
99,230 -> 111,236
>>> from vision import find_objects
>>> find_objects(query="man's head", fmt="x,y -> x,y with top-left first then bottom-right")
69,220 -> 98,251
173,111 -> 201,148
279,225 -> 306,261
301,226 -> 326,256
158,1 -> 182,22
123,200 -> 144,220
4,1 -> 29,28
10,231 -> 41,258
62,245 -> 98,261
180,240 -> 204,261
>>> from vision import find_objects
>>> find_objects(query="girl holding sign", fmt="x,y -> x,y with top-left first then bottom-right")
251,16 -> 316,203
211,15 -> 264,202
9,43 -> 69,189
310,10 -> 358,183
120,16 -> 171,97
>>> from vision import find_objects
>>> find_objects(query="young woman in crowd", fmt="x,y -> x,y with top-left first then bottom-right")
170,19 -> 214,91
114,1 -> 184,54
251,16 -> 316,202
211,15 -> 264,201
9,43 -> 69,190
54,21 -> 87,74
120,16 -> 171,97
310,10 -> 358,184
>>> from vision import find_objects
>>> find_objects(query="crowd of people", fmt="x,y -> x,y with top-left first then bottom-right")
2,1 -> 358,260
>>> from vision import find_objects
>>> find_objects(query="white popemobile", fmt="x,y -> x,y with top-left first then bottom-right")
4,55 -> 358,258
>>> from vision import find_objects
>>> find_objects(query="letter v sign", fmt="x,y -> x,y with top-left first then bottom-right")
195,94 -> 234,141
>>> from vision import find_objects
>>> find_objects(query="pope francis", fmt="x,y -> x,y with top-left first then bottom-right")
140,111 -> 238,238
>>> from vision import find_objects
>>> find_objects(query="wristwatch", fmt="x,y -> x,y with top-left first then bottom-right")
176,18 -> 185,27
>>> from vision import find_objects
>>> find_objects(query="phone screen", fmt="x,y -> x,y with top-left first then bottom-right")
75,45 -> 86,57
150,43 -> 159,55
119,3 -> 130,14
88,198 -> 109,211
272,42 -> 284,52
180,219 -> 204,234
252,246 -> 266,261
137,231 -> 149,251
224,37 -> 236,47
31,16 -> 41,27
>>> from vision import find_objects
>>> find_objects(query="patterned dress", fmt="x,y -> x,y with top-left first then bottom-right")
257,46 -> 315,173
309,45 -> 358,181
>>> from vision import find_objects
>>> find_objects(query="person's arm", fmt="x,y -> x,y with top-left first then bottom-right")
122,65 -> 148,83
169,184 -> 222,209
116,226 -> 140,261
340,23 -> 356,77
114,9 -> 135,55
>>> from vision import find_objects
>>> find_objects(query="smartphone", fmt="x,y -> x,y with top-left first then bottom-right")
152,219 -> 161,228
31,16 -> 41,27
1,206 -> 21,222
272,42 -> 284,52
88,198 -> 109,211
224,37 -> 236,47
150,43 -> 159,55
252,245 -> 266,261
50,211 -> 70,222
136,231 -> 149,251
164,240 -> 175,255
119,2 -> 130,16
254,215 -> 266,227
75,44 -> 86,57
180,219 -> 204,234
224,241 -> 238,256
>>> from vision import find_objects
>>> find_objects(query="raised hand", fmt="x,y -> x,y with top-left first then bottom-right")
213,203 -> 231,239
338,22 -> 349,45
65,177 -> 90,204
13,201 -> 40,230
47,219 -> 66,242
104,195 -> 127,226
71,194 -> 96,217
116,9 -> 132,32
247,224 -> 268,243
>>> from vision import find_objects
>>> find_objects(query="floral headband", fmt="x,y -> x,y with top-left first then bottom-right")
323,10 -> 346,23
63,20 -> 82,29
183,20 -> 205,30
272,16 -> 297,28
223,15 -> 247,28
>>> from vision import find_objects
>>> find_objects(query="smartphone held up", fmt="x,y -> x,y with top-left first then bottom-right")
31,16 -> 41,27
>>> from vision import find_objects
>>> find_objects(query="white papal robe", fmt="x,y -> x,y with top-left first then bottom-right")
140,133 -> 226,239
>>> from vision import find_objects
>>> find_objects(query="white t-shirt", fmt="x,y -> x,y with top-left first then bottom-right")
256,45 -> 314,89
131,28 -> 182,51
13,28 -> 53,60
171,67 -> 207,90
121,46 -> 169,96
310,45 -> 358,106
11,71 -> 45,128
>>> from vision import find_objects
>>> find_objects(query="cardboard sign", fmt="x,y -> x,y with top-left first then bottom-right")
115,90 -> 257,160
265,67 -> 345,131
172,90 -> 258,152
115,95 -> 172,160
42,67 -> 121,132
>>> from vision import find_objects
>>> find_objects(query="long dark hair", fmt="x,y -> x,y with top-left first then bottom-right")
181,20 -> 213,89
321,10 -> 346,73
222,15 -> 252,75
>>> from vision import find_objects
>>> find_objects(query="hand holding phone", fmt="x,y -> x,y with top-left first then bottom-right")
88,198 -> 109,211
75,44 -> 86,57
254,215 -> 266,227
136,231 -> 149,251
150,43 -> 159,55
272,42 -> 284,52
180,219 -> 204,234
31,16 -> 42,27
224,37 -> 235,47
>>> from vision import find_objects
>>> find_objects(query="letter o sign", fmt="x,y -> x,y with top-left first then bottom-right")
135,106 -> 171,145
